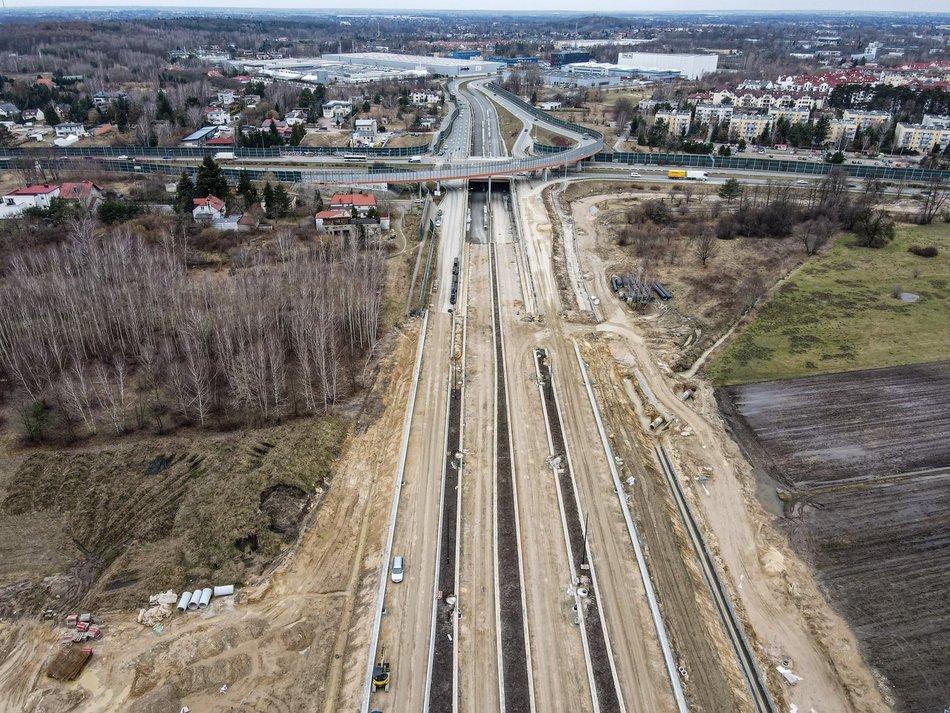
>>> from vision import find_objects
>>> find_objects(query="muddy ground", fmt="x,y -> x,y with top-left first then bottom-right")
0,417 -> 346,616
719,361 -> 950,712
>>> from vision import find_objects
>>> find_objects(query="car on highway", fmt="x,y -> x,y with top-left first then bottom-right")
795,180 -> 808,185
408,156 -> 422,163
391,556 -> 404,583
116,154 -> 130,160
629,171 -> 642,178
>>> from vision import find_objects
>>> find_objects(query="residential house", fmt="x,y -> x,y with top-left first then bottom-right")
192,195 -> 227,222
538,101 -> 562,111
894,122 -> 950,152
0,184 -> 60,219
217,90 -> 236,105
694,103 -> 734,125
842,110 -> 892,130
728,113 -> 773,140
328,192 -> 377,217
243,94 -> 262,108
314,209 -> 353,233
204,107 -> 230,126
261,118 -> 292,139
33,77 -> 55,89
419,116 -> 436,129
0,103 -> 19,119
21,109 -> 45,124
352,118 -> 378,145
212,213 -> 258,231
284,109 -> 308,126
54,122 -> 86,138
322,100 -> 352,120
410,90 -> 441,106
654,109 -> 691,136
58,181 -> 103,212
93,91 -> 128,108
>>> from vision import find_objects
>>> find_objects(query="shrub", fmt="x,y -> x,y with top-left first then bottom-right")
908,244 -> 938,258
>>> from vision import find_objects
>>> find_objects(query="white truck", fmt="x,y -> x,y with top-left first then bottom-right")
213,151 -> 236,161
686,170 -> 708,181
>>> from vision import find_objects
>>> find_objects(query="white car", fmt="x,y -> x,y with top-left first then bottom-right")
795,180 -> 808,185
629,172 -> 642,178
391,556 -> 405,583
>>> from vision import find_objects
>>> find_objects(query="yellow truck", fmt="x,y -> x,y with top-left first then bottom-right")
668,169 -> 687,179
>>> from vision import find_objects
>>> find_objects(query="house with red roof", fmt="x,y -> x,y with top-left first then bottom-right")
328,192 -> 377,216
0,184 -> 60,219
59,182 -> 103,212
193,195 -> 227,222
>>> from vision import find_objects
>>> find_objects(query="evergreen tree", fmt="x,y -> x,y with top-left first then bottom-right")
273,184 -> 292,218
156,91 -> 175,122
237,169 -> 258,206
268,121 -> 281,144
814,115 -> 831,146
194,156 -> 229,199
44,103 -> 61,127
263,182 -> 275,219
289,122 -> 305,146
313,190 -> 324,213
718,178 -> 742,202
175,171 -> 195,213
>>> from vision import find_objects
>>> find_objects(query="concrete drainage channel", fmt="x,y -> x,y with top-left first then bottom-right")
490,243 -> 534,713
426,297 -> 465,711
533,348 -> 624,712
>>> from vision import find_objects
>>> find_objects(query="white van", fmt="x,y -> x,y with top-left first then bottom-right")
391,556 -> 405,583
408,156 -> 422,163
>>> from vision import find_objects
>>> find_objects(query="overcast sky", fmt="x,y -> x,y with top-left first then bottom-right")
1,0 -> 946,12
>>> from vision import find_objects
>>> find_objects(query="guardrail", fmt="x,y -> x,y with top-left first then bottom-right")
0,142 -> 429,159
486,82 -> 604,142
433,103 -> 461,153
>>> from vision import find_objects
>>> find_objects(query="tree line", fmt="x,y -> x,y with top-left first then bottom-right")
0,220 -> 385,442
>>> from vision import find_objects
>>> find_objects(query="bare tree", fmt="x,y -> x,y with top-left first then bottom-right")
799,216 -> 836,256
692,231 -> 718,266
918,177 -> 949,225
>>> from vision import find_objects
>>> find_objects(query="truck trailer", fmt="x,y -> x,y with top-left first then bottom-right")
667,169 -> 708,181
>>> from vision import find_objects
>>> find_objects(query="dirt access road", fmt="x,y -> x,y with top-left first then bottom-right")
559,187 -> 891,713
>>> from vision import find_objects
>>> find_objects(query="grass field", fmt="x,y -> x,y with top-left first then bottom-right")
707,222 -> 950,385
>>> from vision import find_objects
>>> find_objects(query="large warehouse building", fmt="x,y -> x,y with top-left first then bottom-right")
617,52 -> 719,80
321,52 -> 505,77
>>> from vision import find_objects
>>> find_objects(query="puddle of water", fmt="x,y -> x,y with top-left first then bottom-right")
753,469 -> 786,518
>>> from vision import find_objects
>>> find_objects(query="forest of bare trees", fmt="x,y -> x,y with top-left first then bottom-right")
0,220 -> 385,442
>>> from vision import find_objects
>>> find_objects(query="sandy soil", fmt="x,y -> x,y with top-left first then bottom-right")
0,323 -> 418,713
557,180 -> 892,713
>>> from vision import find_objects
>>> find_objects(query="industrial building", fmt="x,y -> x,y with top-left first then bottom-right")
617,51 -> 719,80
321,52 -> 505,77
550,50 -> 591,67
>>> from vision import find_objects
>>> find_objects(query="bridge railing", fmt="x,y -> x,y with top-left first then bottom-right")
0,142 -> 430,160
486,82 -> 604,142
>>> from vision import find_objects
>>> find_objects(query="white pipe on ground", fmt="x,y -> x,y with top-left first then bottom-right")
187,589 -> 201,610
212,585 -> 235,597
176,591 -> 192,612
198,588 -> 213,609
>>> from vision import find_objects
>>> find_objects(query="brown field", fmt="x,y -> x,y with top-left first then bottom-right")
718,361 -> 950,713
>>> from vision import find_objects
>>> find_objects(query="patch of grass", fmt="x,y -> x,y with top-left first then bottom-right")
708,223 -> 950,385
491,99 -> 525,154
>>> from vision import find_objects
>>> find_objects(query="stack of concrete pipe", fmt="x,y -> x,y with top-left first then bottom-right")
175,585 -> 235,612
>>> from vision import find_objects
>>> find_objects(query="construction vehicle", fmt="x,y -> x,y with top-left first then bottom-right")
372,651 -> 391,691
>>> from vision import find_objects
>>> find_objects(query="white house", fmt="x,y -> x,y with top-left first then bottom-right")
410,90 -> 441,106
538,101 -> 562,111
192,195 -> 226,222
217,90 -> 236,105
54,122 -> 85,138
204,108 -> 230,126
0,184 -> 60,219
322,100 -> 352,120
0,103 -> 19,119
352,118 -> 378,145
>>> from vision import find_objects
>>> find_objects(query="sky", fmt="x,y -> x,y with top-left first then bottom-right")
1,0 -> 947,13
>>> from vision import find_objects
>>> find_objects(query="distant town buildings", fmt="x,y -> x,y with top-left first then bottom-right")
617,51 -> 719,79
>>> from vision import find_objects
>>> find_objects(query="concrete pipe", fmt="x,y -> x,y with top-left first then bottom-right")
187,589 -> 201,610
198,588 -> 213,609
176,591 -> 192,612
212,585 -> 234,597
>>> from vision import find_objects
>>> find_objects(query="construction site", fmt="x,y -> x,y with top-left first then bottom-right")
1,75 -> 947,713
